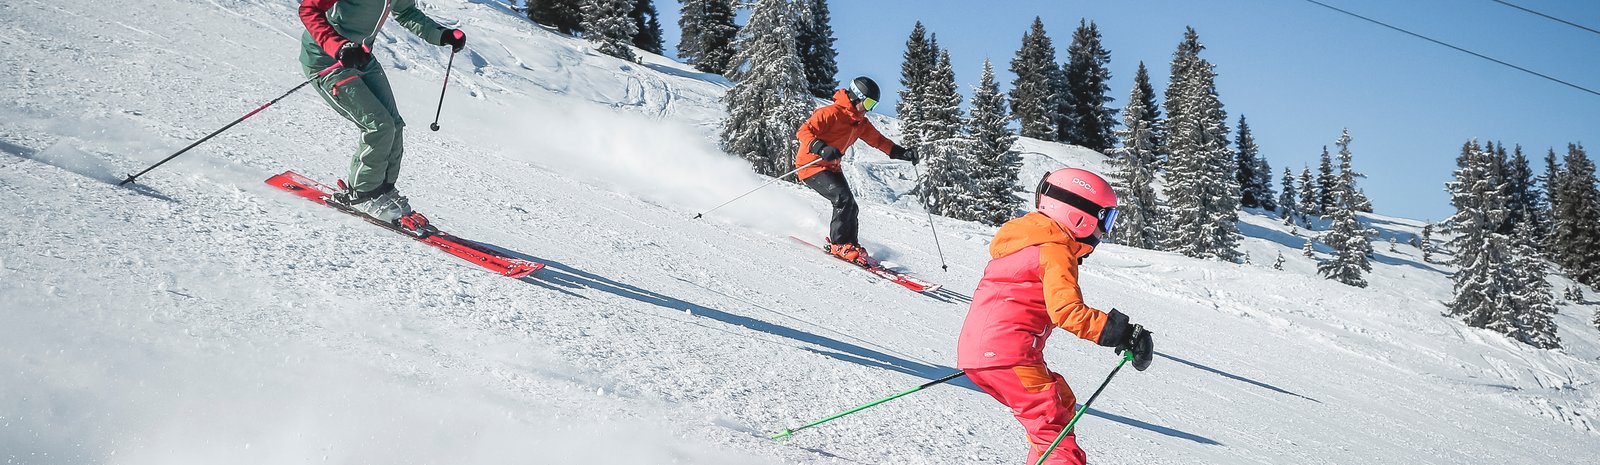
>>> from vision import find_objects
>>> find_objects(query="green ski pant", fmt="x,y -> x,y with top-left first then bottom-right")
308,61 -> 405,194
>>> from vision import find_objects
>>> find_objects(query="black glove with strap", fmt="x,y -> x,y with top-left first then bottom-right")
1096,309 -> 1154,371
336,41 -> 372,70
888,144 -> 917,163
810,139 -> 843,161
442,29 -> 466,52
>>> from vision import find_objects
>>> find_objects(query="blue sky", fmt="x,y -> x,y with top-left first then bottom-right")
656,0 -> 1600,221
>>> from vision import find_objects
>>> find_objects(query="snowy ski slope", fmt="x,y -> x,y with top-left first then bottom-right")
2,1 -> 1597,463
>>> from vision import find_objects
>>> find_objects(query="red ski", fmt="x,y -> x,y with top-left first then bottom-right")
789,236 -> 941,293
265,170 -> 543,279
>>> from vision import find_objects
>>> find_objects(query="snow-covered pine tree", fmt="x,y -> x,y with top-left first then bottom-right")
1107,61 -> 1162,249
718,0 -> 810,178
628,0 -> 665,55
1061,19 -> 1117,151
1129,62 -> 1166,168
1160,26 -> 1202,161
1236,115 -> 1264,209
1257,151 -> 1277,212
1010,17 -> 1061,140
1538,148 -> 1562,247
677,0 -> 739,74
1316,146 -> 1335,215
582,0 -> 639,62
917,49 -> 978,219
1273,251 -> 1285,270
528,0 -> 584,34
1303,237 -> 1316,258
1445,140 -> 1526,340
1316,177 -> 1374,288
796,0 -> 838,99
1279,166 -> 1298,222
1421,223 -> 1435,264
1504,222 -> 1560,348
1298,166 -> 1317,223
1334,129 -> 1372,213
1159,27 -> 1241,261
968,59 -> 1022,226
896,23 -> 936,151
1549,143 -> 1600,287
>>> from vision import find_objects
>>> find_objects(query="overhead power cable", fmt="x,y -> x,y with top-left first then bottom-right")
1491,0 -> 1600,37
1297,0 -> 1600,98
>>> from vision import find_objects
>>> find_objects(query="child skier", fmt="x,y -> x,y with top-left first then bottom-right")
298,0 -> 466,222
957,168 -> 1155,465
794,76 -> 916,265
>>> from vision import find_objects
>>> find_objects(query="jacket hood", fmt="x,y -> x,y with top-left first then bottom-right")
831,89 -> 863,117
990,212 -> 1095,259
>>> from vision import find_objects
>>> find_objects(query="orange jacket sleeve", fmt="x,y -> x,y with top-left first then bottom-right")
1039,243 -> 1111,343
795,106 -> 840,152
857,119 -> 896,155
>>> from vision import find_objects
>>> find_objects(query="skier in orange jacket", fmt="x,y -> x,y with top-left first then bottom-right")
795,76 -> 916,264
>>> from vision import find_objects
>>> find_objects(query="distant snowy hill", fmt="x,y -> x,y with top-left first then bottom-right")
2,1 -> 1596,464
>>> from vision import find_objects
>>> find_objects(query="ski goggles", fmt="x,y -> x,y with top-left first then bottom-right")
861,97 -> 878,112
1037,178 -> 1119,234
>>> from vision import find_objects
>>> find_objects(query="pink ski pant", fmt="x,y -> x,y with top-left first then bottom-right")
965,365 -> 1087,465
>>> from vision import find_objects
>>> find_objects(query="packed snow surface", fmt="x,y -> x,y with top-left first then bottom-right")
2,1 -> 1597,464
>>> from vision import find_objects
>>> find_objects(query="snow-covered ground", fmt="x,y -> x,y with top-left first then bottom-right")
2,1 -> 1597,463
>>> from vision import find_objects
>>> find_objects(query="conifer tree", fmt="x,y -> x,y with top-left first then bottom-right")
1298,166 -> 1317,223
583,0 -> 639,62
1108,62 -> 1162,249
968,59 -> 1022,226
1060,19 -> 1117,151
897,23 -> 936,150
1279,166 -> 1298,221
1502,145 -> 1547,240
1335,129 -> 1372,213
1236,115 -> 1264,209
1303,237 -> 1317,258
1159,27 -> 1240,261
1257,153 -> 1277,212
678,0 -> 740,74
718,0 -> 810,178
1273,251 -> 1286,270
1506,222 -> 1561,348
1421,223 -> 1435,264
1317,162 -> 1374,287
1549,143 -> 1600,287
528,0 -> 585,35
1010,17 -> 1062,140
1129,62 -> 1165,167
628,0 -> 665,55
796,0 -> 839,99
917,49 -> 978,219
1316,146 -> 1336,215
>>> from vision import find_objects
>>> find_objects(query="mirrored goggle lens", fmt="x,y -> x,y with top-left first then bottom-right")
862,97 -> 878,112
1100,208 -> 1119,234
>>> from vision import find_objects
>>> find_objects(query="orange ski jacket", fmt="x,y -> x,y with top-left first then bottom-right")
794,89 -> 895,181
957,212 -> 1122,369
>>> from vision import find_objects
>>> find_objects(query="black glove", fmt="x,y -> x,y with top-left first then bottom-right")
1118,324 -> 1154,371
336,41 -> 372,69
889,145 -> 917,163
442,29 -> 466,52
1096,309 -> 1153,371
810,139 -> 843,161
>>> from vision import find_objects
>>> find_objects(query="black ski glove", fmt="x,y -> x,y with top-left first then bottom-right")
810,139 -> 843,161
336,41 -> 372,70
442,29 -> 466,52
1095,309 -> 1153,371
889,145 -> 917,163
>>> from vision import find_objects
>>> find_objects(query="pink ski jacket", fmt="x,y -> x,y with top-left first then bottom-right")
957,212 -> 1127,369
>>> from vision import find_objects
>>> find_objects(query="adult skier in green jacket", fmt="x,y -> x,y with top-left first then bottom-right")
298,0 -> 465,222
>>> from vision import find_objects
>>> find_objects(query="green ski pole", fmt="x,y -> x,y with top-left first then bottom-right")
1034,351 -> 1134,465
771,371 -> 965,440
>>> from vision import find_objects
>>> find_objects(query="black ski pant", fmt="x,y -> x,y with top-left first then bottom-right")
802,170 -> 859,245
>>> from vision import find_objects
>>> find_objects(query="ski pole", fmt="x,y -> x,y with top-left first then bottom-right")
910,162 -> 949,271
694,157 -> 824,219
428,48 -> 457,131
1034,351 -> 1133,465
120,64 -> 342,186
770,371 -> 964,440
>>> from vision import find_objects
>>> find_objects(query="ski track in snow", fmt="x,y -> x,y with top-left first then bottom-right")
2,0 -> 1599,464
